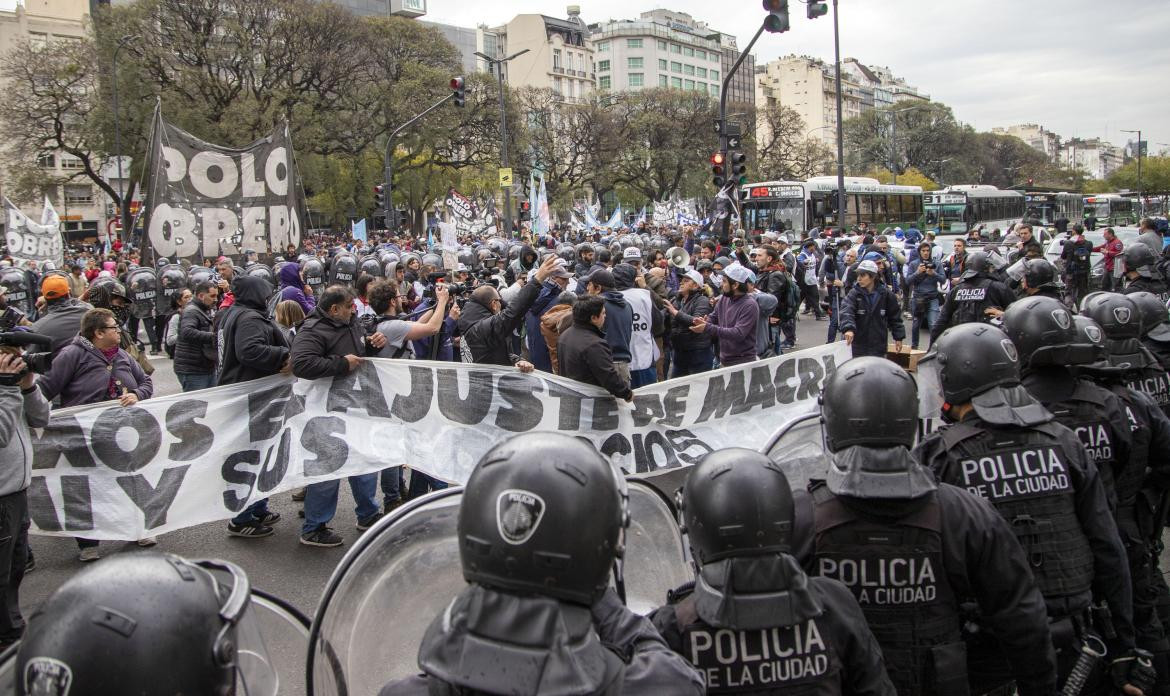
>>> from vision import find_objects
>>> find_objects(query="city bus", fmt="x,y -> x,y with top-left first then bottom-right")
741,176 -> 923,237
923,185 -> 1026,234
1024,191 -> 1084,227
1084,193 -> 1137,226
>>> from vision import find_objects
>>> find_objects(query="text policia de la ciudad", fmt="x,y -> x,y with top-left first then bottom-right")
26,346 -> 844,539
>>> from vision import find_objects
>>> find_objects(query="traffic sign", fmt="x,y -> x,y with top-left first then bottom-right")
498,168 -> 513,188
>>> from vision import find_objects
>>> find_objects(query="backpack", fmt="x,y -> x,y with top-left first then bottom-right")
1071,242 -> 1091,273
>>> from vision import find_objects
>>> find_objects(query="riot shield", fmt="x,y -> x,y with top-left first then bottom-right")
188,265 -> 215,290
328,253 -> 357,286
759,411 -> 829,491
0,266 -> 32,314
0,590 -> 309,696
302,259 -> 326,295
360,256 -> 383,278
157,264 -> 188,315
307,480 -> 691,696
126,267 -> 159,319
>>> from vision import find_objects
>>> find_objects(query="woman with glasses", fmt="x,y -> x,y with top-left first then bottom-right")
37,307 -> 154,561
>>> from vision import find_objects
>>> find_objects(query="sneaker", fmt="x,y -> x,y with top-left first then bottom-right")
300,527 -> 343,547
357,512 -> 384,531
384,497 -> 405,515
227,522 -> 275,538
137,536 -> 158,547
291,488 -> 306,502
259,512 -> 281,525
78,547 -> 100,563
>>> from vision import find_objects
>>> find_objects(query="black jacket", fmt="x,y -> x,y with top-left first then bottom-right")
557,320 -> 633,400
174,297 -> 217,375
216,276 -> 289,385
669,292 -> 712,352
457,280 -> 541,366
839,283 -> 905,358
758,267 -> 795,320
290,306 -> 370,380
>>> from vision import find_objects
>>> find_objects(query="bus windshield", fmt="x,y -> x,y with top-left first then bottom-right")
743,198 -> 804,236
1085,202 -> 1110,218
1026,204 -> 1057,225
924,204 -> 967,232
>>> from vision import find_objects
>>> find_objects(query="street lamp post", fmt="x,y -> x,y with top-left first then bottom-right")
831,0 -> 846,228
111,35 -> 136,243
474,49 -> 529,237
1121,128 -> 1142,213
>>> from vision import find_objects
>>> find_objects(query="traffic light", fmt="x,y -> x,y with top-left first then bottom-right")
374,184 -> 386,210
519,200 -> 531,220
450,76 -> 465,107
763,0 -> 790,33
711,151 -> 726,187
807,1 -> 828,19
729,151 -> 748,185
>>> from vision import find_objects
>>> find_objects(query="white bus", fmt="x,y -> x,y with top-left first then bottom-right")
741,176 -> 923,237
1083,194 -> 1137,226
923,185 -> 1026,234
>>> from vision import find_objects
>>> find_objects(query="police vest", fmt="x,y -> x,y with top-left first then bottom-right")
1124,277 -> 1170,304
1113,341 -> 1170,416
671,594 -> 842,695
947,277 -> 992,327
1042,380 -> 1122,482
811,486 -> 966,695
940,422 -> 1095,600
1104,383 -> 1151,517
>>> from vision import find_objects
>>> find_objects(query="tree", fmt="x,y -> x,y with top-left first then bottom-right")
1108,156 -> 1170,193
755,103 -> 834,180
862,166 -> 937,190
611,88 -> 719,202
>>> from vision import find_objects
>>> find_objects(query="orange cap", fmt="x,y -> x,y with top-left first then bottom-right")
41,275 -> 70,300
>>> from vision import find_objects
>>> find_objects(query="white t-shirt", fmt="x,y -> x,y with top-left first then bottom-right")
620,287 -> 657,371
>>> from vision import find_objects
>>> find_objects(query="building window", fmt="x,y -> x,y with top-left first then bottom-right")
628,73 -> 644,87
712,52 -> 721,62
658,58 -> 667,71
552,77 -> 562,95
657,40 -> 667,50
684,79 -> 695,90
628,57 -> 643,69
670,76 -> 682,89
670,43 -> 681,54
659,74 -> 668,87
710,83 -> 719,96
553,49 -> 562,69
684,64 -> 695,76
696,49 -> 706,60
64,184 -> 92,205
599,75 -> 611,90
36,153 -> 55,168
683,46 -> 694,57
597,59 -> 610,72
567,52 -> 575,71
697,67 -> 707,78
60,157 -> 83,170
627,38 -> 642,48
29,32 -> 48,49
596,41 -> 610,52
710,70 -> 719,80
671,61 -> 682,73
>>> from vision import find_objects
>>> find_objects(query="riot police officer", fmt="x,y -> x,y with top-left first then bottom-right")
931,251 -> 1015,341
1083,293 -> 1170,417
651,448 -> 896,695
15,552 -> 281,695
1120,244 -> 1169,301
794,356 -> 1057,696
1003,296 -> 1133,500
1074,313 -> 1170,692
1018,257 -> 1062,300
1130,290 -> 1170,373
379,432 -> 704,696
913,323 -> 1152,693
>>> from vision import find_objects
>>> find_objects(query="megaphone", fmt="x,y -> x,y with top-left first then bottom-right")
666,246 -> 690,269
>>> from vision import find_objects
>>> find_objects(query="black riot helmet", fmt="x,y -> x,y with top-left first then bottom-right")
929,323 -> 1052,427
1121,243 -> 1159,278
359,256 -> 383,278
1072,315 -> 1106,353
1082,292 -> 1142,340
420,252 -> 444,270
681,448 -> 793,565
1002,295 -> 1096,367
300,257 -> 325,293
17,553 -> 258,696
1130,291 -> 1170,341
187,265 -> 215,291
328,252 -> 358,286
821,356 -> 918,451
555,244 -> 576,265
961,250 -> 990,279
244,263 -> 274,286
125,267 -> 159,319
820,357 -> 936,498
1021,257 -> 1057,290
458,432 -> 627,606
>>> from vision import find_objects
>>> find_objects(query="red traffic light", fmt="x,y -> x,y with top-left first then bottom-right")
450,77 -> 464,90
762,0 -> 783,9
373,185 -> 384,194
710,152 -> 726,166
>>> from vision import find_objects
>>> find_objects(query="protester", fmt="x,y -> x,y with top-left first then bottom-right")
1093,227 -> 1124,292
30,275 -> 90,353
539,291 -> 576,374
459,255 -> 558,369
612,263 -> 661,387
274,299 -> 305,345
66,264 -> 88,298
557,294 -> 633,401
278,262 -> 316,315
692,264 -> 758,367
163,288 -> 192,359
664,269 -> 712,377
581,267 -> 634,382
174,281 -> 219,392
839,259 -> 904,358
214,258 -> 236,309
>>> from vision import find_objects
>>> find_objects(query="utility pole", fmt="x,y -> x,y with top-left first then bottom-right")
1121,128 -> 1143,214
383,88 -> 459,234
831,0 -> 846,230
475,49 -> 529,237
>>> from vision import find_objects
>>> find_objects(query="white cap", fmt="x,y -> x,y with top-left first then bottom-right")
456,263 -> 469,272
622,247 -> 642,260
724,263 -> 755,284
857,260 -> 879,275
683,269 -> 704,286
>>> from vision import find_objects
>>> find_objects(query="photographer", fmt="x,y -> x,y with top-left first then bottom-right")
458,255 -> 559,369
0,348 -> 48,649
904,242 -> 945,350
367,280 -> 450,360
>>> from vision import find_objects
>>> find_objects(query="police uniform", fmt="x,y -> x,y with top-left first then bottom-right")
931,272 -> 1014,341
651,577 -> 894,695
915,413 -> 1137,682
1123,276 -> 1170,303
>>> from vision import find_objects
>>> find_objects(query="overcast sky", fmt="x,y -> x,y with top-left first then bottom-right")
425,0 -> 1170,153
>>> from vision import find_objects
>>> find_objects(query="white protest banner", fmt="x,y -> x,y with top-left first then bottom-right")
4,197 -> 64,268
29,343 -> 848,540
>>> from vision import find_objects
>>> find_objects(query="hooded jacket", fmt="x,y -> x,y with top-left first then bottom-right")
523,282 -> 564,372
840,281 -> 905,358
175,295 -> 217,375
540,303 -> 575,374
0,383 -> 50,497
38,336 -> 153,407
216,276 -> 289,385
703,292 -> 759,367
278,263 -> 315,315
290,305 -> 371,379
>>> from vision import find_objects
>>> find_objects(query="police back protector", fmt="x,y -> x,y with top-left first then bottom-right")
948,276 -> 993,326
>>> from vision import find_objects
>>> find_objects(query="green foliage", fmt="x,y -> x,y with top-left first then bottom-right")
1108,157 -> 1170,193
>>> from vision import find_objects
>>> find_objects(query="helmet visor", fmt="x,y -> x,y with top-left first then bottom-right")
914,353 -> 946,419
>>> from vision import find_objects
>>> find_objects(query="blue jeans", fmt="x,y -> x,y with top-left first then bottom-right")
301,474 -> 380,535
630,366 -> 657,388
671,346 -> 714,378
407,471 -> 449,500
825,294 -> 841,342
231,499 -> 269,526
381,467 -> 403,501
177,372 -> 215,392
911,297 -> 940,349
